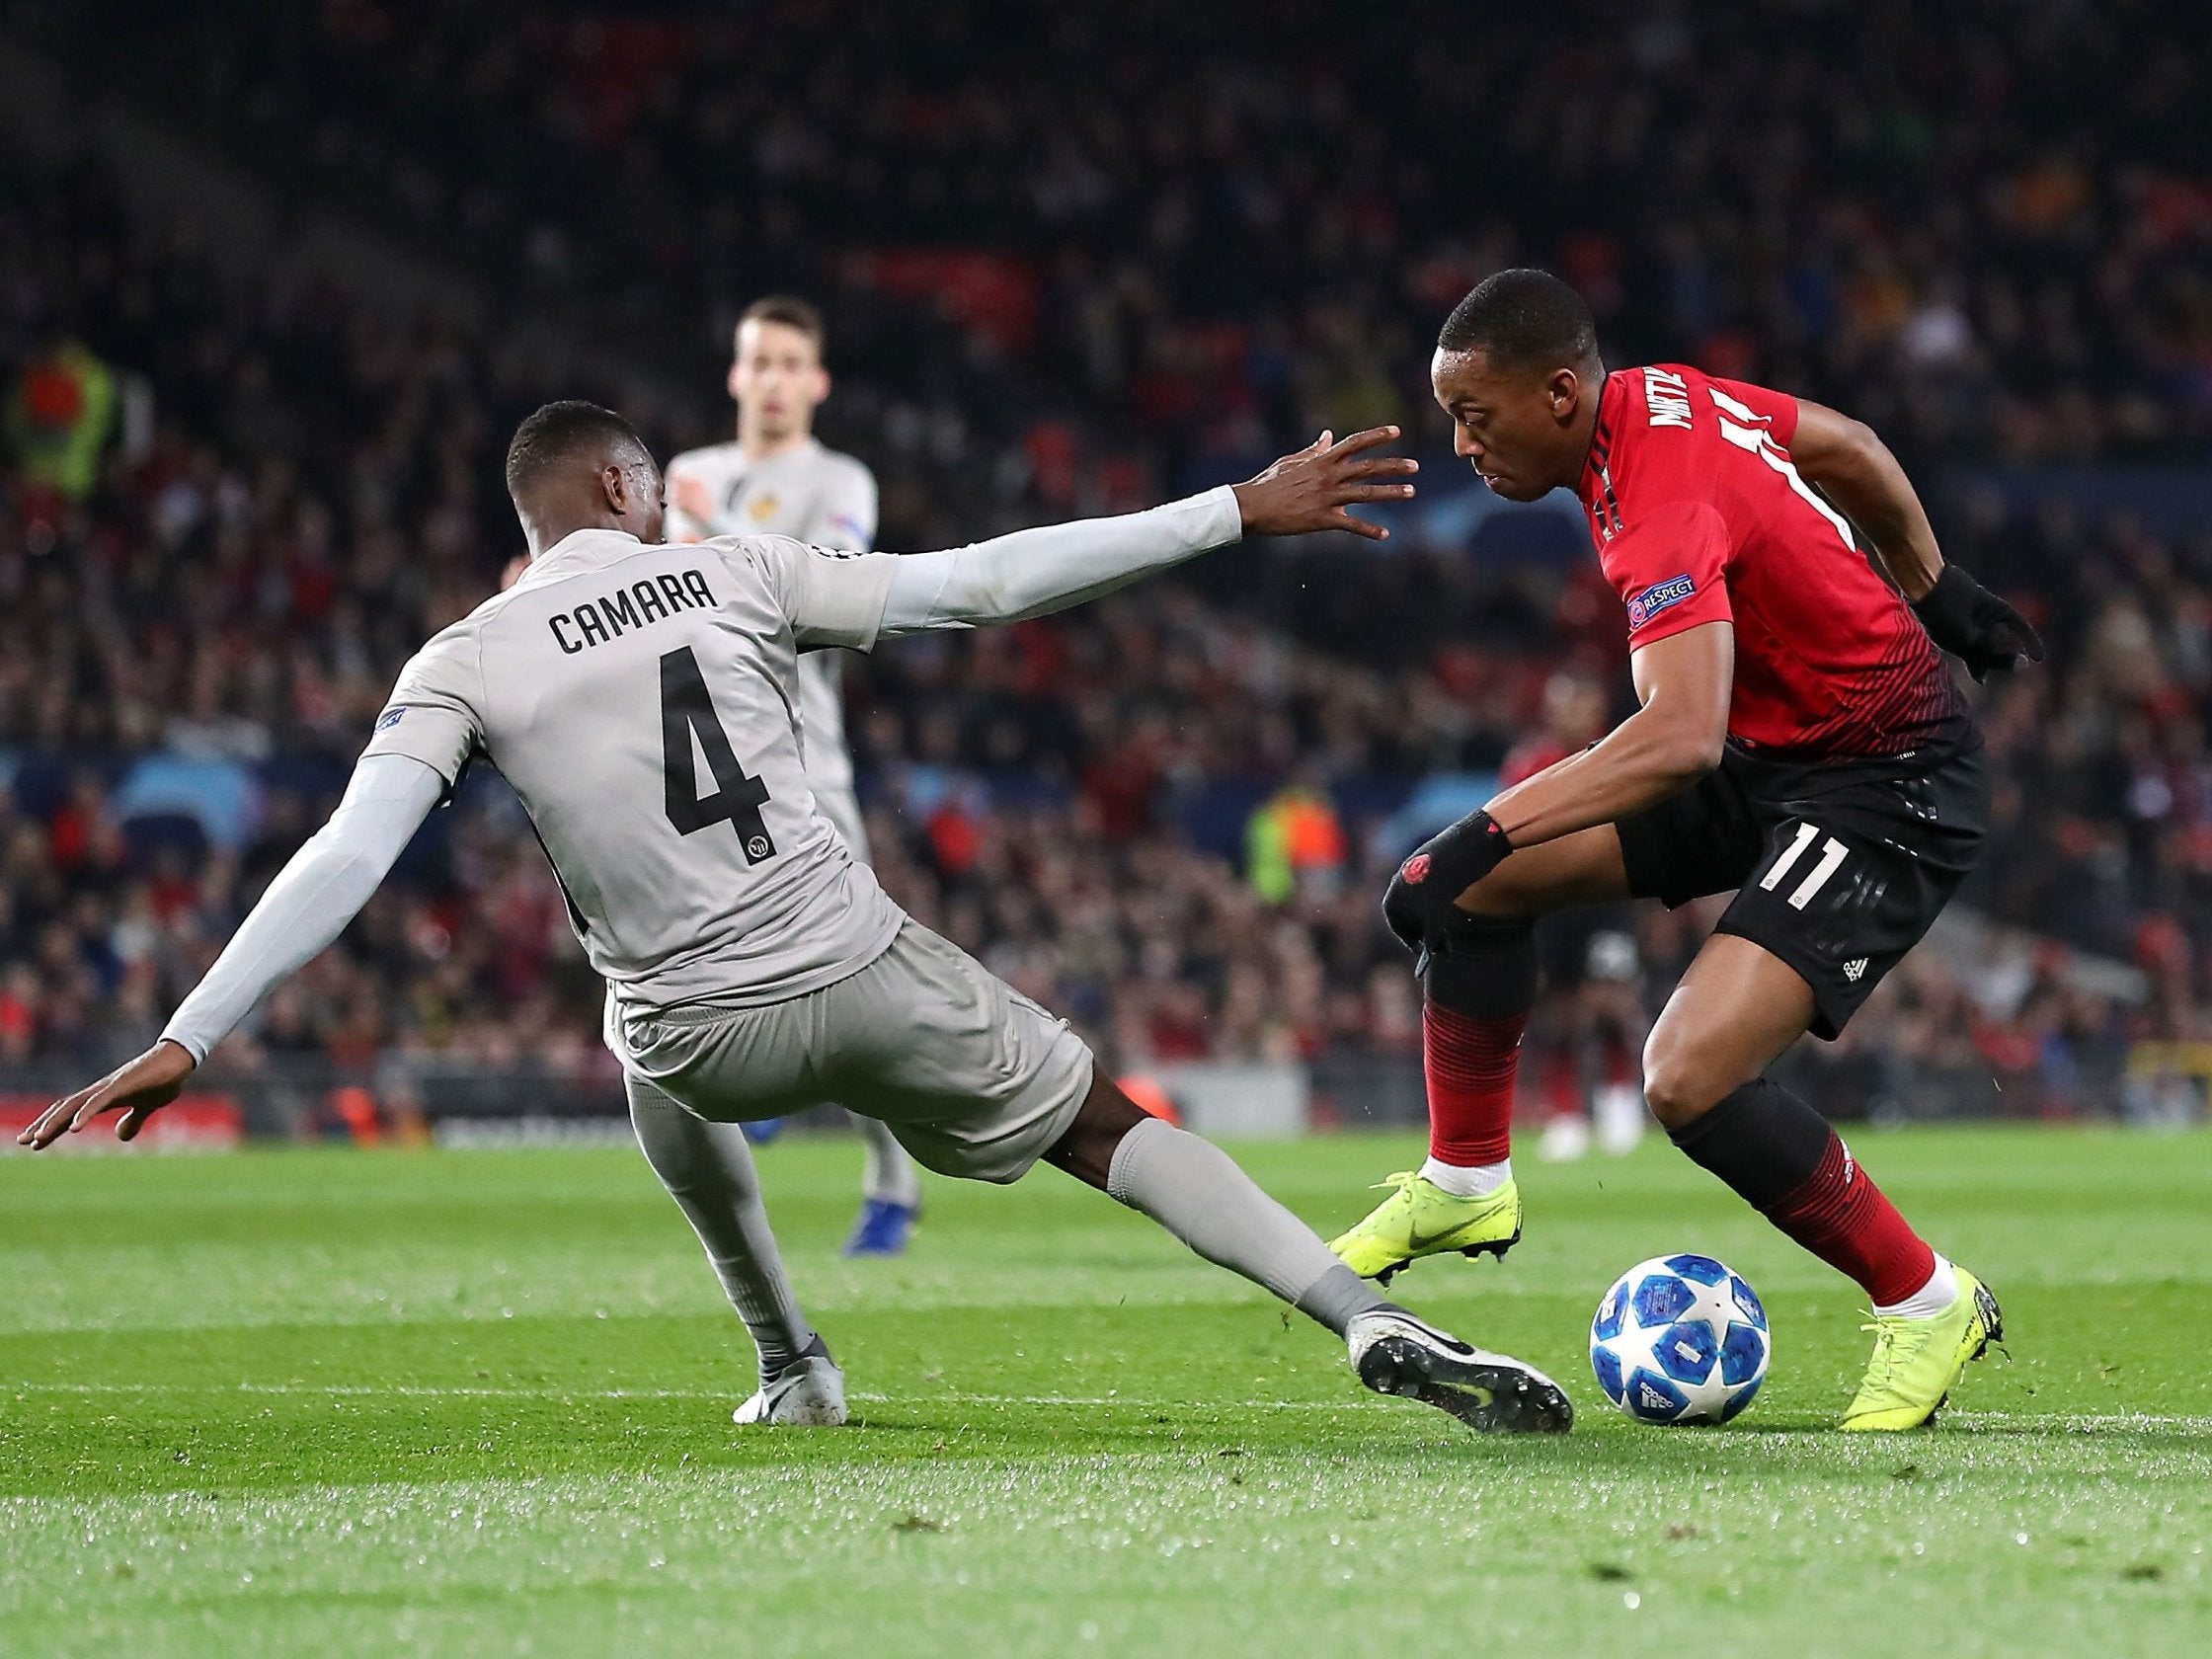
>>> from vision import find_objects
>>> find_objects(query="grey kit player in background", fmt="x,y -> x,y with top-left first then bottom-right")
23,400 -> 1574,1437
664,295 -> 921,1258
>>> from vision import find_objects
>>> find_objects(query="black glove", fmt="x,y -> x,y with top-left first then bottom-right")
1910,565 -> 2045,683
1382,810 -> 1513,960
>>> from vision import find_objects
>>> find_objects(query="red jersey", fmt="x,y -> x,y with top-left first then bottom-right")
1577,365 -> 1963,758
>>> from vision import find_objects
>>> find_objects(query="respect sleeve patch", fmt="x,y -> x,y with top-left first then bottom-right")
1626,574 -> 1698,632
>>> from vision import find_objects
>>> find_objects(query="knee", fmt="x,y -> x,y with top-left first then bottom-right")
1044,1072 -> 1153,1191
1639,1027 -> 1736,1131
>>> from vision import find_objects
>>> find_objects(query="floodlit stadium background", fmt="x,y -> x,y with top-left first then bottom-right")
3,1 -> 2210,1147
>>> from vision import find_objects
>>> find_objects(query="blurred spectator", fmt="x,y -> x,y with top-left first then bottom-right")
1246,784 -> 1347,905
5,331 -> 115,505
24,0 -> 2212,482
1,12 -> 2209,1125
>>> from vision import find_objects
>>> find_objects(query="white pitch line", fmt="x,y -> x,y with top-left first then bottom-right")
11,1379 -> 726,1401
8,1381 -> 2210,1431
5,1379 -> 1365,1411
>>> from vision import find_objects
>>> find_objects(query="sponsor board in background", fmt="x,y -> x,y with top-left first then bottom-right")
0,1094 -> 243,1151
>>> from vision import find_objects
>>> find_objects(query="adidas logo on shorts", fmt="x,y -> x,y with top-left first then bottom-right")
1843,958 -> 1868,983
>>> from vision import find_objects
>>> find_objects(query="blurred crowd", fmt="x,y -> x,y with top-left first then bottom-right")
841,543 -> 2212,1125
4,2 -> 2212,1123
25,0 -> 2212,495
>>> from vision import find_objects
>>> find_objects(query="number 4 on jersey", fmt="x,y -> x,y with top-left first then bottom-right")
660,646 -> 776,864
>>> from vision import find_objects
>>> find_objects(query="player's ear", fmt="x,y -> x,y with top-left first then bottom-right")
1549,366 -> 1582,423
601,462 -> 630,514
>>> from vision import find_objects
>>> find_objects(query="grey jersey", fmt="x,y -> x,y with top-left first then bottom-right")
664,438 -> 878,811
364,528 -> 904,1012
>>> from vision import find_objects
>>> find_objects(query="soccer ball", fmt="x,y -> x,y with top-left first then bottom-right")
1589,1253 -> 1770,1425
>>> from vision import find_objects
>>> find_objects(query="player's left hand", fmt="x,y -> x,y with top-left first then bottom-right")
1911,565 -> 2045,682
1232,427 -> 1417,541
16,1039 -> 198,1150
1382,809 -> 1515,958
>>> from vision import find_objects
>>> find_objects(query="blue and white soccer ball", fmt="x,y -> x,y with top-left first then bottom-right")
1590,1254 -> 1770,1425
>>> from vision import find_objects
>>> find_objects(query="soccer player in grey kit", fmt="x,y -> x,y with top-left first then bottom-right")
24,402 -> 1572,1437
664,295 -> 922,1257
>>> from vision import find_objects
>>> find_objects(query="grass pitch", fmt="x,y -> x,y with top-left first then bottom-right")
2,1126 -> 2207,1658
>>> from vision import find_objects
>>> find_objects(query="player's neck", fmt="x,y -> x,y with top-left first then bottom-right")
1562,381 -> 1607,490
522,510 -> 622,557
737,422 -> 812,462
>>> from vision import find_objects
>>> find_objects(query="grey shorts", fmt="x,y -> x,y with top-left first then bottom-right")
616,919 -> 1094,1183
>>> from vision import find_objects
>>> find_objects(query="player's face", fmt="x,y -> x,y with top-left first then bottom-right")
729,320 -> 829,438
635,459 -> 667,543
1432,349 -> 1586,501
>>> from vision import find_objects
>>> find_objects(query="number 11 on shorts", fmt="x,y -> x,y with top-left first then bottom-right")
1760,821 -> 1850,910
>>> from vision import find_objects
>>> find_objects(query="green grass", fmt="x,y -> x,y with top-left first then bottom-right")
2,1127 -> 2207,1658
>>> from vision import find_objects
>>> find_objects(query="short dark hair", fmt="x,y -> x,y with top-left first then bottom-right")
738,294 -> 825,350
504,400 -> 652,498
1437,269 -> 1600,374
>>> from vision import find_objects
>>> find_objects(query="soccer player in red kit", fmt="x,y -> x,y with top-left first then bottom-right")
1330,270 -> 2042,1429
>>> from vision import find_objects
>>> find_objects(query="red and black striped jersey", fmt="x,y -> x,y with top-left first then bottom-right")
1577,365 -> 1964,759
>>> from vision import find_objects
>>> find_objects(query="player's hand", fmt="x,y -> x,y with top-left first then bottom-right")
1381,809 -> 1514,959
1910,565 -> 2045,682
1231,427 -> 1417,541
16,1040 -> 198,1150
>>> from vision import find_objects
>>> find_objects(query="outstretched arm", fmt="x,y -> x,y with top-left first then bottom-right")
17,753 -> 445,1148
875,427 -> 1414,636
1789,399 -> 2042,680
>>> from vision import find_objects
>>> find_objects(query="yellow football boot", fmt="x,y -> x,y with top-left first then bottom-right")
1327,1171 -> 1522,1285
1840,1269 -> 2004,1431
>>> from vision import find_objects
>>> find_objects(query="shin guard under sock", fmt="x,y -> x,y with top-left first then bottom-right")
1106,1116 -> 1385,1335
1668,1078 -> 1936,1305
1421,917 -> 1537,1169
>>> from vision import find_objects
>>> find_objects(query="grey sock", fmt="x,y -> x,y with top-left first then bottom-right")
1104,1117 -> 1385,1336
627,1075 -> 816,1382
1295,1263 -> 1393,1336
852,1112 -> 922,1208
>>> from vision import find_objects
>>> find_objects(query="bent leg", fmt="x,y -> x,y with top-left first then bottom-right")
1043,1071 -> 1384,1335
627,1074 -> 820,1382
813,921 -> 1568,1430
1043,1072 -> 1572,1430
1639,932 -> 1817,1128
1326,825 -> 1639,1279
1411,825 -> 1634,1188
1645,935 -> 1944,1309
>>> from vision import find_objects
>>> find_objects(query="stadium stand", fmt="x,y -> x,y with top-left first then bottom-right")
3,3 -> 2210,1130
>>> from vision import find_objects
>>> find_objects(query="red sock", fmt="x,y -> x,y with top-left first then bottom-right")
1423,1001 -> 1523,1167
1669,1078 -> 1936,1304
1764,1134 -> 1935,1305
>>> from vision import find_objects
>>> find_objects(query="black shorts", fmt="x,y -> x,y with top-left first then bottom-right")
1617,737 -> 1988,1040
